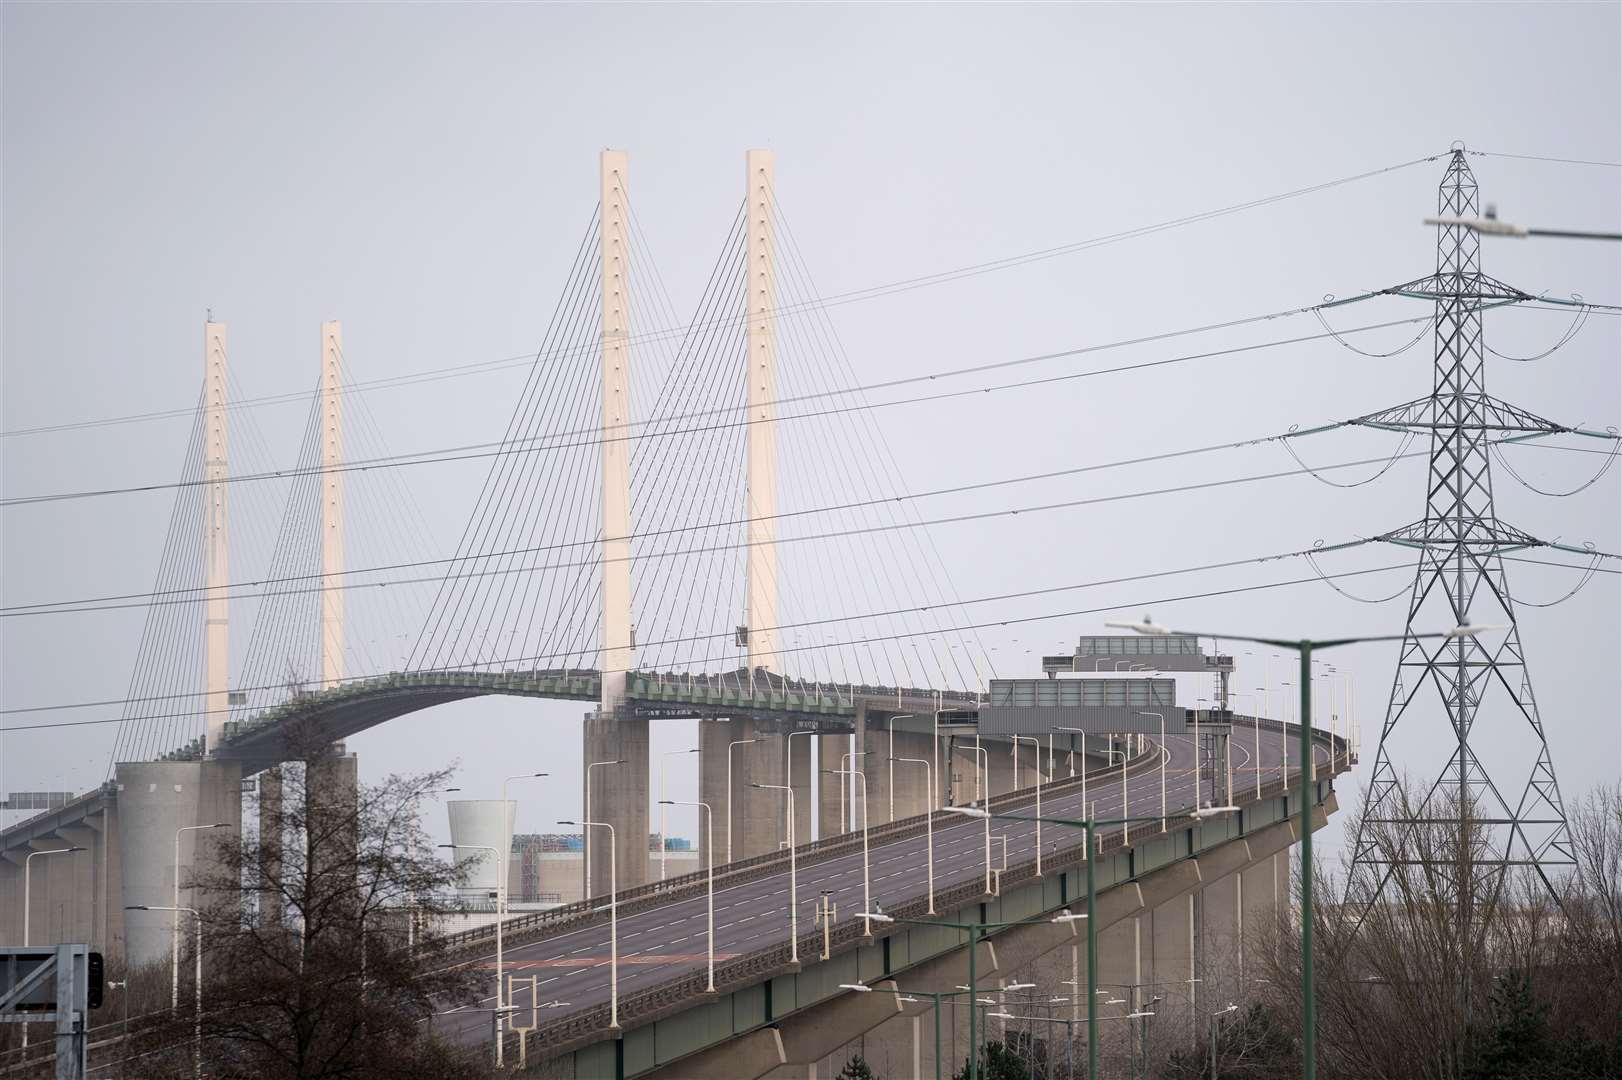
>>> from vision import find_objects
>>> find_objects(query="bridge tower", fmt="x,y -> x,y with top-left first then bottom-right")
698,150 -> 816,867
113,318 -> 244,971
203,320 -> 230,751
319,321 -> 344,687
744,148 -> 779,674
585,149 -> 651,895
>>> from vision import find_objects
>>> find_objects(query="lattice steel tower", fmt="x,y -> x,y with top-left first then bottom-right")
1348,148 -> 1579,919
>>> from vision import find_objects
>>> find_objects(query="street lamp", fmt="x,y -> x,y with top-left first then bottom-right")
1012,736 -> 1046,875
497,771 -> 547,1049
1251,686 -> 1271,797
128,904 -> 202,1080
1210,1001 -> 1240,1077
1133,712 -> 1168,831
936,807 -> 1184,1080
838,750 -> 868,834
404,784 -> 459,956
838,983 -> 970,1080
20,845 -> 84,1050
1424,208 -> 1621,241
659,799 -> 715,991
823,769 -> 872,930
172,823 -> 230,1011
23,846 -> 84,947
862,904 -> 1086,1080
752,783 -> 800,964
1108,613 -> 1497,1080
555,821 -> 619,1028
895,757 -> 936,912
885,714 -> 913,823
944,744 -> 992,894
785,730 -> 817,842
658,750 -> 698,880
441,842 -> 508,1062
725,738 -> 757,863
584,760 -> 622,899
1055,724 -> 1100,815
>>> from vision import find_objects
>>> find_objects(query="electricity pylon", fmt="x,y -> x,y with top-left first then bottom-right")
1346,148 -> 1584,939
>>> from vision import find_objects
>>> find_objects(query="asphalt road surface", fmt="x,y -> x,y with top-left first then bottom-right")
430,719 -> 1333,1046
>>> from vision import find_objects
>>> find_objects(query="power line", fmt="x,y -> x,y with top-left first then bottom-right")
10,427 -> 1613,618
1468,150 -> 1622,169
3,551 -> 1609,730
3,445 -> 1413,617
0,307 -> 1452,508
0,150 -> 1454,443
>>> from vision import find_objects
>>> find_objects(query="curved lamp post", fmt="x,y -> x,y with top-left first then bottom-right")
556,820 -> 618,1028
584,760 -> 622,898
128,904 -> 202,1080
751,783 -> 799,963
172,824 -> 230,1011
822,768 -> 872,930
725,738 -> 757,863
895,757 -> 936,912
659,799 -> 715,991
21,845 -> 84,1050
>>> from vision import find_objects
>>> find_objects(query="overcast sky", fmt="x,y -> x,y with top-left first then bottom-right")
4,2 -> 1618,861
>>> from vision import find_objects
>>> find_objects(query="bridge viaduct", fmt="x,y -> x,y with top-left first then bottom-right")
0,148 -> 1353,1080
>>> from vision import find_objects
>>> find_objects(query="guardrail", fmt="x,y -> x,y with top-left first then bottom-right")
441,734 -> 1169,961
508,720 -> 1347,1064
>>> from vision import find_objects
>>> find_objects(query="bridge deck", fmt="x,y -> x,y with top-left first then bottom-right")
200,668 -> 982,775
425,716 -> 1346,1067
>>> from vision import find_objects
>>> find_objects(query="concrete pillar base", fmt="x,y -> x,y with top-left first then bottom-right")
584,711 -> 650,893
113,760 -> 243,973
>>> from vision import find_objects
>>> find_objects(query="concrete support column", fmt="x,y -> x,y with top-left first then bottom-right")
0,855 -> 20,944
816,733 -> 848,839
888,729 -> 935,822
946,734 -> 981,806
861,723 -> 893,826
584,711 -> 649,892
698,719 -> 731,867
56,826 -> 97,946
258,769 -> 285,927
100,799 -> 123,960
713,717 -> 788,862
307,752 -> 357,840
1148,888 -> 1196,1038
787,735 -> 812,850
1239,854 -> 1279,950
1201,870 -> 1241,1006
113,760 -> 243,972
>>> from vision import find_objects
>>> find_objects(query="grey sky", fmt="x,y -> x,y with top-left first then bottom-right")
4,2 -> 1618,860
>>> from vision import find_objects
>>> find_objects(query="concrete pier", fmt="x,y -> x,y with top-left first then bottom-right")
113,760 -> 242,973
816,733 -> 849,840
702,716 -> 789,863
584,711 -> 650,894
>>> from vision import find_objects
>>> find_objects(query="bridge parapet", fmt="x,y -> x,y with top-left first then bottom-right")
514,740 -> 1346,1074
497,719 -> 1345,1071
440,725 -> 1175,960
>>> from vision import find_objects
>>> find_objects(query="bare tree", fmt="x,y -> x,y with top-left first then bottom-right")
131,730 -> 488,1079
1252,778 -> 1622,1080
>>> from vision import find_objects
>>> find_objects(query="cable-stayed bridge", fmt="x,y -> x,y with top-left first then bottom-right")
2,146 -> 1615,1077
